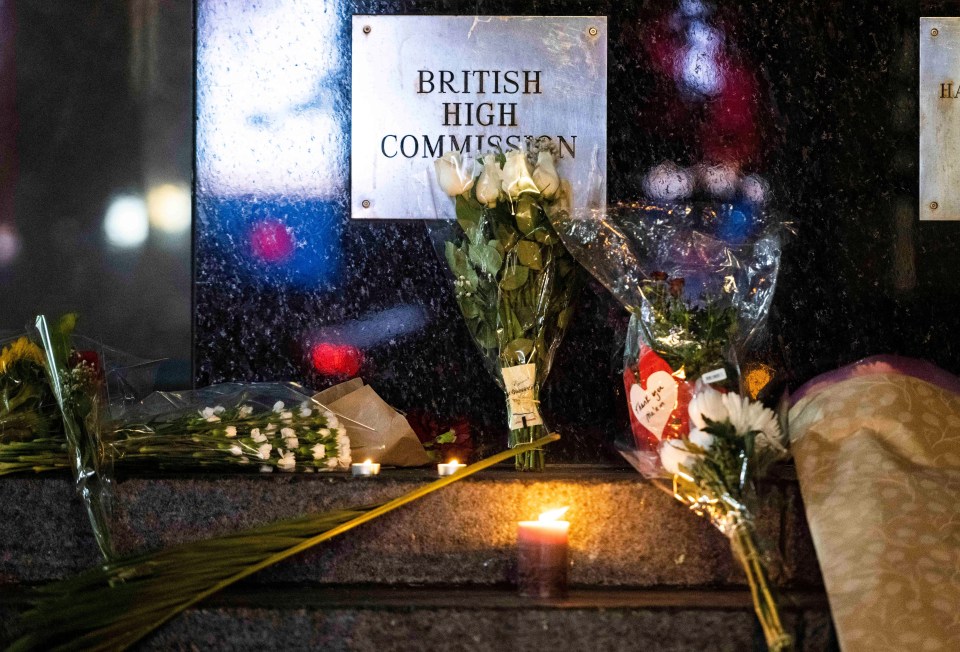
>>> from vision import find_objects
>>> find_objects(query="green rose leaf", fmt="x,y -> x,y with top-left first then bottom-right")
517,240 -> 543,271
468,242 -> 503,275
500,264 -> 529,291
504,338 -> 534,363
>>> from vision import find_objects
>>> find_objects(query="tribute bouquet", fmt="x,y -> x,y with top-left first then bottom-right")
431,141 -> 579,470
110,383 -> 352,473
550,167 -> 792,650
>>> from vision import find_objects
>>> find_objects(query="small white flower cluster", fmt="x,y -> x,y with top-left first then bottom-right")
453,274 -> 475,298
659,383 -> 786,476
643,161 -> 770,205
196,400 -> 352,473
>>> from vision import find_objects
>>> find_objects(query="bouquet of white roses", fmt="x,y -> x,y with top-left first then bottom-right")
110,383 -> 352,473
431,140 -> 579,471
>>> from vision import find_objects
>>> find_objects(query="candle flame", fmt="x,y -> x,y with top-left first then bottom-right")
363,459 -> 373,465
449,459 -> 458,465
538,507 -> 569,522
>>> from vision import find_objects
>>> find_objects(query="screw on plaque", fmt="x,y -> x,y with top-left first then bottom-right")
932,27 -> 939,37
588,26 -> 599,37
361,199 -> 371,208
363,25 -> 371,34
930,201 -> 939,210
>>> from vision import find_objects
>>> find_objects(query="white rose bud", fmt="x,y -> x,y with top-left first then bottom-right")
500,149 -> 539,199
277,451 -> 296,472
434,151 -> 476,196
475,154 -> 503,206
251,428 -> 266,443
532,151 -> 560,199
284,436 -> 299,449
312,444 -> 326,460
229,445 -> 243,456
257,443 -> 272,460
225,426 -> 237,438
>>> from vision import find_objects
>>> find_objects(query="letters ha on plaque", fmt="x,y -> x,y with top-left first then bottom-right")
920,17 -> 960,221
351,16 -> 607,220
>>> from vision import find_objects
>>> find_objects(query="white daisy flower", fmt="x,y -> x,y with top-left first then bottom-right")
225,426 -> 237,438
251,428 -> 266,443
257,443 -> 272,460
721,393 -> 779,438
688,428 -> 716,451
688,384 -> 729,430
659,439 -> 700,476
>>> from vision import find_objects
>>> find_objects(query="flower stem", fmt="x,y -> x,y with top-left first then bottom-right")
728,520 -> 793,652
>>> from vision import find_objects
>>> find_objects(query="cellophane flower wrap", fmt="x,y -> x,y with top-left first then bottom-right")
109,383 -> 352,473
430,142 -> 579,471
551,192 -> 793,650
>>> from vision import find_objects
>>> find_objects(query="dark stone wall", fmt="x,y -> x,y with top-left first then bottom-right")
192,1 -> 959,463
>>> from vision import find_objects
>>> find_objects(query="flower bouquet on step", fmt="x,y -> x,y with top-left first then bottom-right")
549,165 -> 791,649
110,383 -> 352,473
430,141 -> 580,471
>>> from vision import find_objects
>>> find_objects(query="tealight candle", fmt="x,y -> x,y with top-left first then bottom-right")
437,459 -> 467,476
517,507 -> 570,599
351,459 -> 380,477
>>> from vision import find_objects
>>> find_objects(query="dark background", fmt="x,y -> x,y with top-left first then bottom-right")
5,1 -> 960,463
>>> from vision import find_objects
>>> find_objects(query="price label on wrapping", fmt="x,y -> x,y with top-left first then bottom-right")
502,363 -> 543,430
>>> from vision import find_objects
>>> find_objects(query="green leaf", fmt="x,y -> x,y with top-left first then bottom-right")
455,194 -> 482,228
500,264 -> 529,291
516,241 -> 543,271
495,223 -> 520,251
475,324 -> 498,350
468,242 -> 503,275
436,430 -> 457,445
504,338 -> 534,362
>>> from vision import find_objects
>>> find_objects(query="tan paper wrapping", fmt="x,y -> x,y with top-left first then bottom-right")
789,373 -> 960,650
313,380 -> 431,467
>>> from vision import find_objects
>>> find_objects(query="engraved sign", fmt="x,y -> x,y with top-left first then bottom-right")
351,16 -> 607,220
920,17 -> 960,221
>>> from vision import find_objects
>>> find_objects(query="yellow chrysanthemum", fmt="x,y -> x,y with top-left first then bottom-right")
0,337 -> 46,374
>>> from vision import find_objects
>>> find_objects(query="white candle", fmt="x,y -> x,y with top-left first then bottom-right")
437,459 -> 467,476
351,459 -> 380,477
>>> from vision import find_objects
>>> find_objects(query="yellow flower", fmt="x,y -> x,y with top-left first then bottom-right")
0,337 -> 45,374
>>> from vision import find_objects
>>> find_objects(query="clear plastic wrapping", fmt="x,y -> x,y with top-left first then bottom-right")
429,143 -> 580,470
551,199 -> 792,650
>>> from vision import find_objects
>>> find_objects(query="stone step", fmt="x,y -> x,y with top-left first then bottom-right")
0,585 -> 836,652
0,465 -> 821,589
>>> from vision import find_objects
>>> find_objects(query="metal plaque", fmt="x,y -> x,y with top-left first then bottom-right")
351,15 -> 607,220
920,17 -> 960,221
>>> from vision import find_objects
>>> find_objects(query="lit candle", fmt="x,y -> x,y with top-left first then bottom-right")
437,459 -> 467,476
517,507 -> 570,599
351,459 -> 380,477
